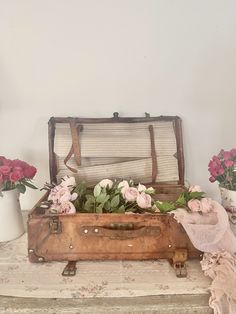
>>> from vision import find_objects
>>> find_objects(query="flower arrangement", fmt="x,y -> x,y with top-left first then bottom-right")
208,149 -> 236,191
0,156 -> 37,194
43,176 -> 212,215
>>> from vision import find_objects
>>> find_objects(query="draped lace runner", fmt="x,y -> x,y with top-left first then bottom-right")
173,201 -> 236,314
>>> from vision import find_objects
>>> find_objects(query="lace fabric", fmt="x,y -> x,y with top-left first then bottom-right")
172,201 -> 236,314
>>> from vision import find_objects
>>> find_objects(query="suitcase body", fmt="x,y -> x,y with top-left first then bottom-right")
28,114 -> 200,276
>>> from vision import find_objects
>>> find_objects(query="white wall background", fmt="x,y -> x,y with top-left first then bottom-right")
0,0 -> 236,209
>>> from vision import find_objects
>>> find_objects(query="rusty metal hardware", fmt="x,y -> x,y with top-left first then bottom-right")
172,248 -> 188,278
49,217 -> 62,234
62,261 -> 77,276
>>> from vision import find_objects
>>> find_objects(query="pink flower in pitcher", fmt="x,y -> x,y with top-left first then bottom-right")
9,171 -> 23,182
24,166 -> 37,179
0,165 -> 11,175
59,201 -> 76,214
124,187 -> 139,202
137,192 -> 152,209
188,199 -> 202,212
225,160 -> 234,168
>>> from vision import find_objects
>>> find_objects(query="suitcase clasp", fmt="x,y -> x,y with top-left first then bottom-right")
49,217 -> 62,234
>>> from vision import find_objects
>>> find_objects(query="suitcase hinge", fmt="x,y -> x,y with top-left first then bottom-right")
49,217 -> 62,234
172,248 -> 188,278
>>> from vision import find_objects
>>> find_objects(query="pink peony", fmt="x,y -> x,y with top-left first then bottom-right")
59,201 -> 76,214
189,185 -> 202,192
24,166 -> 37,179
9,171 -> 23,182
187,199 -> 202,212
60,176 -> 76,190
224,160 -> 234,168
123,187 -> 139,202
0,165 -> 11,175
136,192 -> 152,209
200,198 -> 213,213
56,187 -> 72,203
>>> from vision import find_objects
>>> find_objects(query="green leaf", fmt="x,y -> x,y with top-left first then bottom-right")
96,192 -> 109,204
16,184 -> 26,194
84,199 -> 95,211
189,191 -> 205,200
103,200 -> 111,211
110,195 -> 120,208
86,194 -> 95,202
117,205 -> 125,213
23,181 -> 37,190
175,193 -> 186,206
96,204 -> 103,213
155,201 -> 175,213
94,184 -> 101,197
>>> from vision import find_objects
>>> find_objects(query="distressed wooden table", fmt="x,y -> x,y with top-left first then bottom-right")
0,212 -> 213,314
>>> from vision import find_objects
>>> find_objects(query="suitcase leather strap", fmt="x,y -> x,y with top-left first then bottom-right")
148,125 -> 157,183
64,119 -> 82,173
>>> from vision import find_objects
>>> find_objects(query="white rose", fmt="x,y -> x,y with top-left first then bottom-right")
137,183 -> 146,192
136,192 -> 152,209
124,187 -> 139,202
118,180 -> 129,196
98,179 -> 113,189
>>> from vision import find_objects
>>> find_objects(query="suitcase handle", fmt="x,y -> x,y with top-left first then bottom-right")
80,225 -> 161,239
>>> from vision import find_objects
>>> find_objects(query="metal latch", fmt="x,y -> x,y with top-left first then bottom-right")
172,248 -> 188,278
49,217 -> 62,234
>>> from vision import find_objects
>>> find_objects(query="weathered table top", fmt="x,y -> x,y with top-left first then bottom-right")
0,211 -> 213,314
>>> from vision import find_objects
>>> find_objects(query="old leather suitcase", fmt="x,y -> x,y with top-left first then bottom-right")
28,113 -> 201,277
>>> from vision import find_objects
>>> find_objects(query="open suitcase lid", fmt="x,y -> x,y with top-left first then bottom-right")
48,113 -> 184,186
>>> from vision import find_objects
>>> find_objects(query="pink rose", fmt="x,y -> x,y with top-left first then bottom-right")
189,185 -> 202,192
124,188 -> 139,202
0,165 -> 11,175
137,192 -> 152,209
187,199 -> 202,212
9,171 -> 23,182
59,201 -> 76,214
223,151 -> 231,160
123,187 -> 139,202
200,198 -> 213,213
23,166 -> 37,179
12,159 -> 27,169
